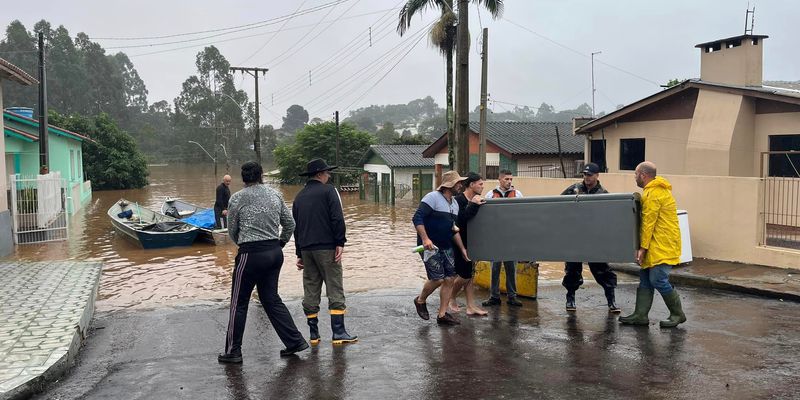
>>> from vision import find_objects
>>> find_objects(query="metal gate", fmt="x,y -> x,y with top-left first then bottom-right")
760,151 -> 800,250
8,172 -> 69,244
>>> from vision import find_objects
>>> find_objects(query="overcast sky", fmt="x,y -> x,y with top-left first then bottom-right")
5,0 -> 800,127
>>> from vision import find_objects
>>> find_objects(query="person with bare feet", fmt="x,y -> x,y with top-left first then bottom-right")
449,172 -> 488,317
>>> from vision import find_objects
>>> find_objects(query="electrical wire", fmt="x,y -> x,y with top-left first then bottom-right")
239,0 -> 312,65
91,0 -> 347,41
503,18 -> 661,87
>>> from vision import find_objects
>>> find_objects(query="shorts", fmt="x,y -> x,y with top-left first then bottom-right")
454,249 -> 473,279
422,248 -> 456,281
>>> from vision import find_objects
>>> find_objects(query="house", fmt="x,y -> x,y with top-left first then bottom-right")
423,121 -> 584,184
574,34 -> 800,178
0,58 -> 37,256
508,32 -> 800,269
360,144 -> 435,200
3,108 -> 92,215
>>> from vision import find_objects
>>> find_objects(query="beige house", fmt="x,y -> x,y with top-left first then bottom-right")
0,58 -> 37,256
546,33 -> 800,269
574,34 -> 800,178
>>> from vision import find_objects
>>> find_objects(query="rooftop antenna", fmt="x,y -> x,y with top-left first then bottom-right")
744,4 -> 755,35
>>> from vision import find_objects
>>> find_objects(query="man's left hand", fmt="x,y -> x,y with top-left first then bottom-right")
222,210 -> 228,216
636,248 -> 647,265
334,246 -> 343,263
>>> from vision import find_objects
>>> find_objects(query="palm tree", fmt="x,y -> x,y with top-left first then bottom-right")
398,0 -> 503,168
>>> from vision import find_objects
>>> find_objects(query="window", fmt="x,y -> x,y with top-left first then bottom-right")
769,135 -> 800,177
485,166 -> 499,180
70,150 -> 76,181
619,138 -> 645,171
590,139 -> 607,172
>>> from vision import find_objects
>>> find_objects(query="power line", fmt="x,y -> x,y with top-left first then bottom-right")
307,21 -> 433,118
267,0 -> 359,68
91,0 -> 347,41
303,21 -> 431,112
126,9 -> 395,58
239,0 -> 312,65
269,0 -> 403,100
503,18 -> 661,87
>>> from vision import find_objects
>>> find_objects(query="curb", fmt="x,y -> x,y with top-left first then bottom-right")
2,263 -> 101,400
610,263 -> 800,303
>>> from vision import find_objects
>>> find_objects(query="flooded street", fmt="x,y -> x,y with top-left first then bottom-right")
9,164 -> 567,311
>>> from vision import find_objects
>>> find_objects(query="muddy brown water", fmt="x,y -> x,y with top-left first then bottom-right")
11,164 -> 565,311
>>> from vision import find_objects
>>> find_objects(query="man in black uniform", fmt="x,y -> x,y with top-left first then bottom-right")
560,163 -> 620,313
293,158 -> 357,345
214,174 -> 232,229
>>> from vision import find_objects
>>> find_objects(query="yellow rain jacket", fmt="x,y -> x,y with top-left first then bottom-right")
640,176 -> 681,268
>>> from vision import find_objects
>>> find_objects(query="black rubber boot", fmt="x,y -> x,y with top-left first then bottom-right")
619,287 -> 654,325
606,290 -> 621,313
659,290 -> 687,328
566,291 -> 576,311
307,314 -> 320,345
331,313 -> 358,344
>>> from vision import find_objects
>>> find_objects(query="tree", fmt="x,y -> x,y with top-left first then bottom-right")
375,121 -> 398,144
352,115 -> 376,133
392,135 -> 432,145
274,122 -> 373,183
398,0 -> 503,167
0,21 -> 38,110
281,104 -> 309,134
50,112 -> 148,190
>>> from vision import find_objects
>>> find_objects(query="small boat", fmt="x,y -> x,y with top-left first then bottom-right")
108,199 -> 199,249
161,197 -> 229,244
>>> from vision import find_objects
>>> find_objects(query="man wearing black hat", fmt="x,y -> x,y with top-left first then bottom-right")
293,158 -> 357,345
560,162 -> 620,313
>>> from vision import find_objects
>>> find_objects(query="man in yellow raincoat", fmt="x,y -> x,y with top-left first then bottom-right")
619,161 -> 687,328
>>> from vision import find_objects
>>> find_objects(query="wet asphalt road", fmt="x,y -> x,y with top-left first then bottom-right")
37,283 -> 800,400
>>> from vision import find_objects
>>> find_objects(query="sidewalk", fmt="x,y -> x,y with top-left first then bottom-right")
0,261 -> 102,400
611,258 -> 800,302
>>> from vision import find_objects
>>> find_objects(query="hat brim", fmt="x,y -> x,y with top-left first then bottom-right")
436,176 -> 467,190
299,165 -> 338,176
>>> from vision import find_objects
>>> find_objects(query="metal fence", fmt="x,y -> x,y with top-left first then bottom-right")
516,162 -> 581,178
761,151 -> 800,250
8,173 -> 68,244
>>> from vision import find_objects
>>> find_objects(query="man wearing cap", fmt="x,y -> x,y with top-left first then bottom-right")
293,158 -> 357,345
412,171 -> 471,326
482,169 -> 524,308
559,162 -> 620,313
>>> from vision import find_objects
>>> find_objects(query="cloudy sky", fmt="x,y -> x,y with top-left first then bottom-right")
5,0 -> 799,126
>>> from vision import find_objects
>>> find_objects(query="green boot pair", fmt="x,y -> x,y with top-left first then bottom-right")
619,288 -> 686,328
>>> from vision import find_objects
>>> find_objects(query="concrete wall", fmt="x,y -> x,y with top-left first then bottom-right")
583,119 -> 692,174
512,173 -> 800,270
753,112 -> 800,175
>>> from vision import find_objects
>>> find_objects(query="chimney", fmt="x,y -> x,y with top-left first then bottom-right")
695,34 -> 768,87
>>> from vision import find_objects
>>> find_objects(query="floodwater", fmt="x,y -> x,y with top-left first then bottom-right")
11,164 -> 564,311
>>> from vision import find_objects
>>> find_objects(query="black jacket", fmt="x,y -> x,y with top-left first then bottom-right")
561,181 -> 608,195
455,193 -> 481,248
214,183 -> 231,210
292,180 -> 347,257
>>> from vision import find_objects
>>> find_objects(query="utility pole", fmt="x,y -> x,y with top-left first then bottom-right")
555,124 -> 567,179
591,51 -> 601,118
37,31 -> 49,170
229,66 -> 269,164
478,28 -> 489,178
455,0 -> 470,175
335,111 -> 340,188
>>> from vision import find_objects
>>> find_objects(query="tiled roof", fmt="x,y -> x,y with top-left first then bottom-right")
467,121 -> 583,155
0,58 -> 37,85
363,145 -> 435,167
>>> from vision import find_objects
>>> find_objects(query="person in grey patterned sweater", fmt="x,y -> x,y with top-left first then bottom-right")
218,161 -> 308,363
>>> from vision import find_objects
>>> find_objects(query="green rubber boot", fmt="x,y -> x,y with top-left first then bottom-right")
659,290 -> 687,328
619,287 -> 654,325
